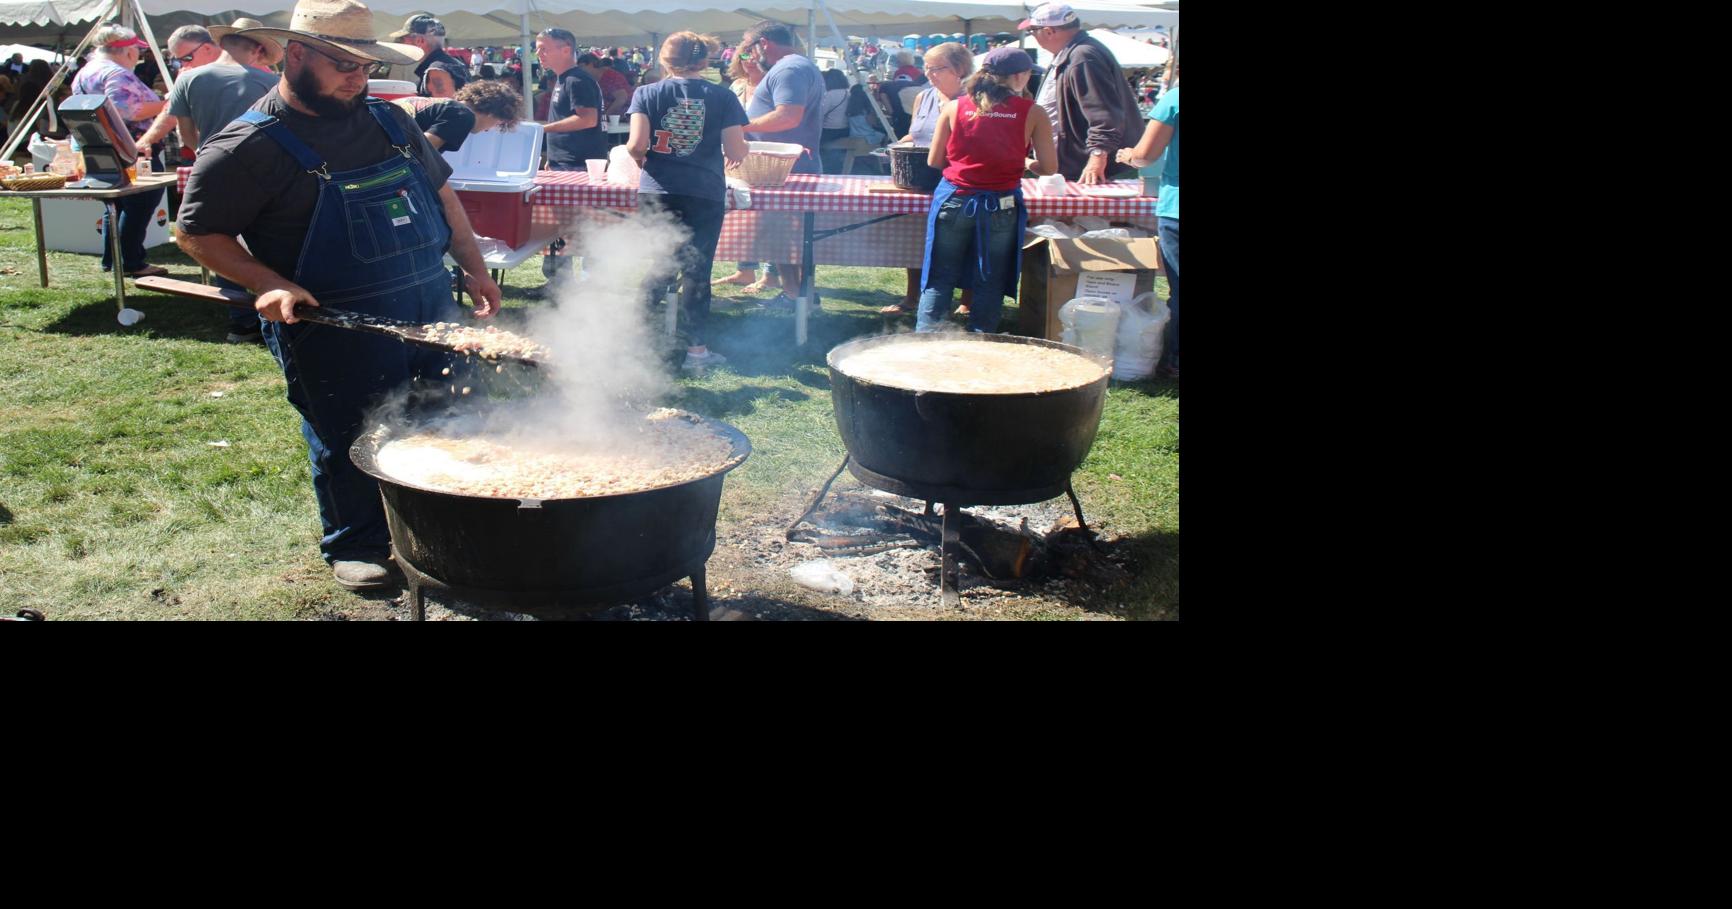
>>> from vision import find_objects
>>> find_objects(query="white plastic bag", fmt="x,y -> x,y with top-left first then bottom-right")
1058,296 -> 1121,360
28,133 -> 61,171
1079,228 -> 1132,240
1073,215 -> 1112,232
790,560 -> 854,596
1111,291 -> 1170,381
1028,218 -> 1083,239
605,145 -> 640,186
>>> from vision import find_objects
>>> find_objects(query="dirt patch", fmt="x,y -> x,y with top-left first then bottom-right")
329,476 -> 1138,621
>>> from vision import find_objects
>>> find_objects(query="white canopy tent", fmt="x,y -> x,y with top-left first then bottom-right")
2,0 -> 1174,144
1,1 -> 1176,47
1,39 -> 67,61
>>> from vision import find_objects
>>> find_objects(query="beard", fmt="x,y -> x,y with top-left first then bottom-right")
289,61 -> 365,118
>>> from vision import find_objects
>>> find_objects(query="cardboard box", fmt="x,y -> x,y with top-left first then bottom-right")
1017,236 -> 1163,342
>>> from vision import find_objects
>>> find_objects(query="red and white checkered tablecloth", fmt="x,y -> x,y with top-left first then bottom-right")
179,167 -> 1156,269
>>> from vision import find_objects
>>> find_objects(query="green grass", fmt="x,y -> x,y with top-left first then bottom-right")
0,195 -> 1177,620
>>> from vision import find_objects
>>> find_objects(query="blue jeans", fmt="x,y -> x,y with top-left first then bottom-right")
639,193 -> 726,348
916,194 -> 1016,333
100,149 -> 166,273
1158,216 -> 1179,369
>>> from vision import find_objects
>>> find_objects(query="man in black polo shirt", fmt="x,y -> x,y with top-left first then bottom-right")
390,14 -> 468,98
533,27 -> 605,286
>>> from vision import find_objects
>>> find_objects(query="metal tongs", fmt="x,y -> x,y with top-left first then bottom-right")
133,275 -> 546,369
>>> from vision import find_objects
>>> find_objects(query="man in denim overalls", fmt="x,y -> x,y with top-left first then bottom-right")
178,0 -> 503,591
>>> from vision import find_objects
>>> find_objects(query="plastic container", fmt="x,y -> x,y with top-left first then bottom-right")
1111,291 -> 1170,381
1058,296 -> 1121,361
585,159 -> 607,182
367,79 -> 417,101
606,145 -> 639,185
444,121 -> 545,248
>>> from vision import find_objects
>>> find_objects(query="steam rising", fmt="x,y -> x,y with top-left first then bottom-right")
361,206 -> 700,458
526,204 -> 691,438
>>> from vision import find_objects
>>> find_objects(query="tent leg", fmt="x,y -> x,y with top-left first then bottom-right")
521,12 -> 534,118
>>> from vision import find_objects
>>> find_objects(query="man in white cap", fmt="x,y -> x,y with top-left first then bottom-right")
178,0 -> 503,592
389,14 -> 468,99
1021,2 -> 1143,184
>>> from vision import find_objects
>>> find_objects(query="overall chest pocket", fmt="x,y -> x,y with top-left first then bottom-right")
340,169 -> 445,263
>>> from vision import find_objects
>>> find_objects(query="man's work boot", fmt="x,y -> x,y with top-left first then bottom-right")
332,559 -> 400,591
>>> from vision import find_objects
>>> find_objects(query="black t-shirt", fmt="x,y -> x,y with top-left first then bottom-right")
415,48 -> 470,97
543,65 -> 606,169
179,90 -> 452,284
413,99 -> 477,152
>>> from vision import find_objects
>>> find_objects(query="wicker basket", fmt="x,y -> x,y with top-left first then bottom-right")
726,141 -> 805,187
1,173 -> 68,192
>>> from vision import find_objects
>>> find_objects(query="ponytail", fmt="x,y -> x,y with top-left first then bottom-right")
964,70 -> 1015,112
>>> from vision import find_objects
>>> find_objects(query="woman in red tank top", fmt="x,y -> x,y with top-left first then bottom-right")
915,47 -> 1057,333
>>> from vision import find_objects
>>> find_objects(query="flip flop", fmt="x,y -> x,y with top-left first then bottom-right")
878,304 -> 911,316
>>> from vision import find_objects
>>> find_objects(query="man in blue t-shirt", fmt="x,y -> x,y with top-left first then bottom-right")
739,20 -> 824,306
741,21 -> 823,175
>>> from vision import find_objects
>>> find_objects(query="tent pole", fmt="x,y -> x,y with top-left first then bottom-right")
815,0 -> 894,141
521,12 -> 534,119
129,0 -> 177,92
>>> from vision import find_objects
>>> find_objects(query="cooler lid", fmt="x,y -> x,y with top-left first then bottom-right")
443,121 -> 544,186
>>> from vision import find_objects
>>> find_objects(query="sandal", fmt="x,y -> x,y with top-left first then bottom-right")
125,264 -> 169,278
711,272 -> 757,286
878,303 -> 911,316
742,279 -> 774,294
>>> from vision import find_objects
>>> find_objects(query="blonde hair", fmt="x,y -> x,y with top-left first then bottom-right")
922,42 -> 974,80
726,39 -> 761,83
661,31 -> 720,76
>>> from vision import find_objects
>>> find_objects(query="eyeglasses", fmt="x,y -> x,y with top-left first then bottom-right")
923,65 -> 950,75
296,42 -> 365,73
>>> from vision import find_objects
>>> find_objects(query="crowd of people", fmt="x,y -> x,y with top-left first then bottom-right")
2,0 -> 1178,591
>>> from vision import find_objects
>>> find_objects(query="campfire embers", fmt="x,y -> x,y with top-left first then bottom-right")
785,456 -> 1119,605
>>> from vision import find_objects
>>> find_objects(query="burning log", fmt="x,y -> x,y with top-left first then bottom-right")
873,504 -> 1040,581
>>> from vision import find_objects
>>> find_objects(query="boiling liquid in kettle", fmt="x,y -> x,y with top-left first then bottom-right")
835,339 -> 1108,394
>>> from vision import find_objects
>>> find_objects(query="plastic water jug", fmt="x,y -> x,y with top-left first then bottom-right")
1058,296 -> 1121,361
1111,291 -> 1171,381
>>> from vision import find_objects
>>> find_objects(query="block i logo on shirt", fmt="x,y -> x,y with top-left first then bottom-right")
653,98 -> 706,157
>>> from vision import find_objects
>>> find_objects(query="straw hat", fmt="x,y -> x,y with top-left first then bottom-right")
208,18 -> 285,67
239,0 -> 423,67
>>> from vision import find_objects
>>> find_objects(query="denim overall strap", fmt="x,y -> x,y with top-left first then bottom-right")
242,108 -> 466,564
236,110 -> 329,179
364,98 -> 416,155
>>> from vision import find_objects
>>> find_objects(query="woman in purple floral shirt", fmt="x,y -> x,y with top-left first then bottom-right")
71,24 -> 168,277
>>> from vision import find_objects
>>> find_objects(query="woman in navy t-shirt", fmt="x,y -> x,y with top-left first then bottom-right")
626,32 -> 749,371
